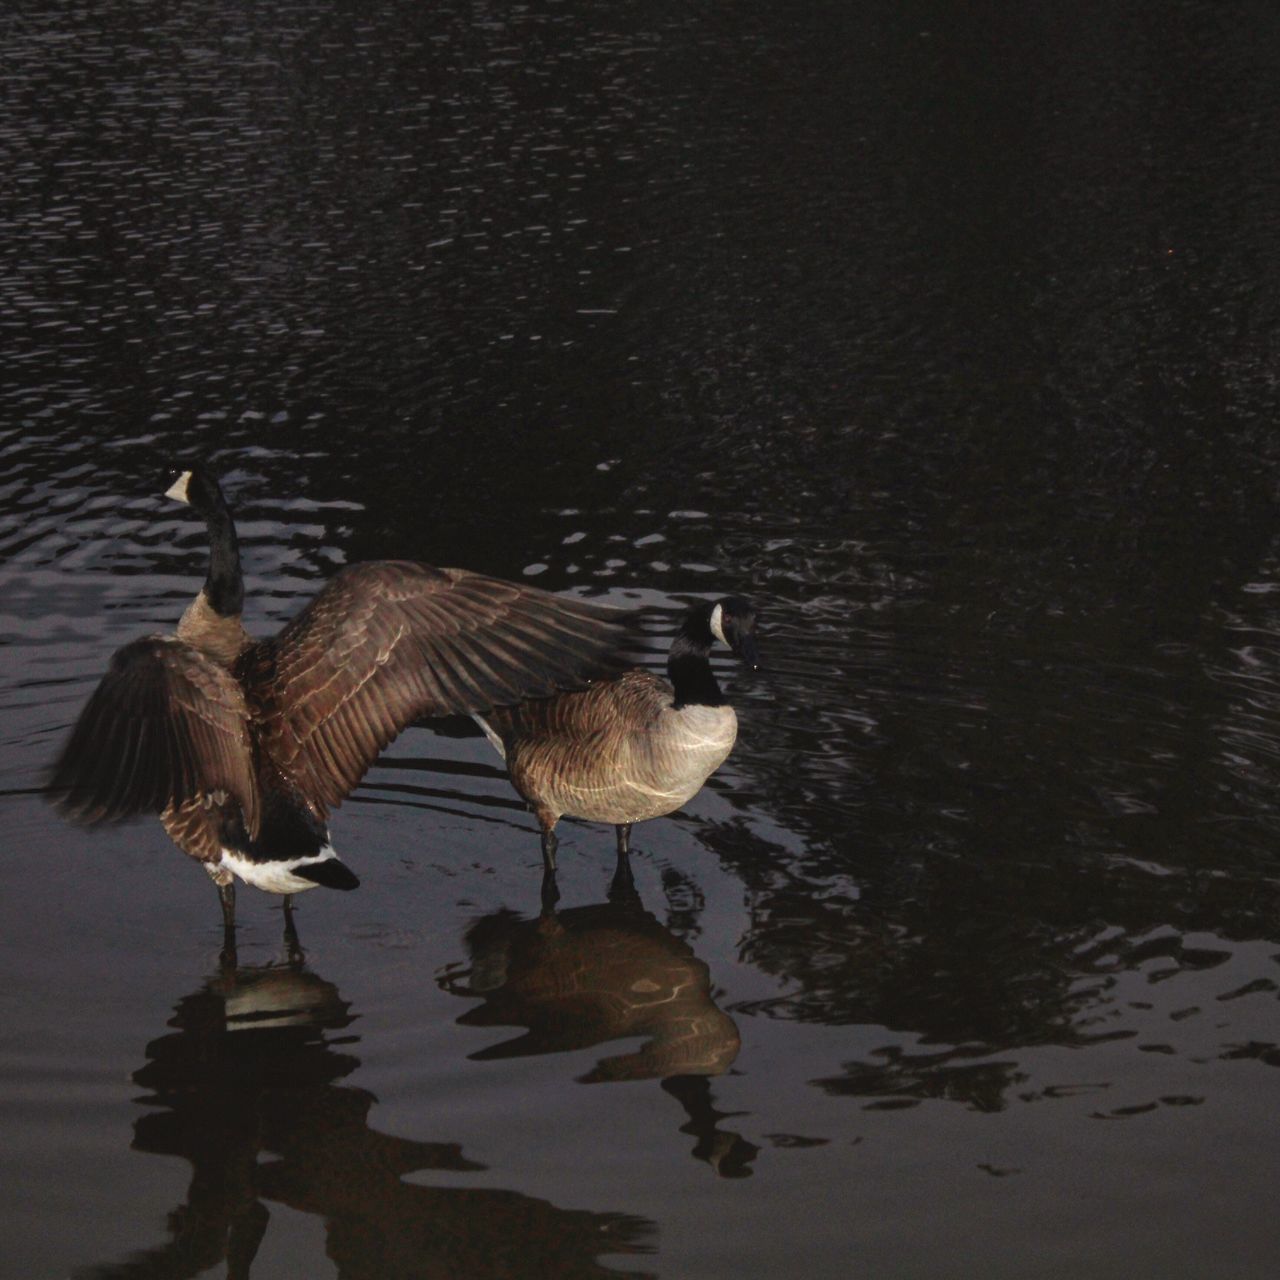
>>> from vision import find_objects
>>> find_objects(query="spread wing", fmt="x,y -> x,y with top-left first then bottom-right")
245,561 -> 635,814
48,636 -> 259,832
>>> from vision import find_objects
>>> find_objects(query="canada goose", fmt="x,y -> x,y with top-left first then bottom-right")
478,597 -> 759,884
48,465 -> 634,931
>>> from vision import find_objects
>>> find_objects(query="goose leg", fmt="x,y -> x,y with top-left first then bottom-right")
217,881 -> 237,970
540,865 -> 562,914
540,828 -> 559,874
282,895 -> 304,964
609,853 -> 637,903
219,926 -> 238,974
609,824 -> 637,903
218,880 -> 236,931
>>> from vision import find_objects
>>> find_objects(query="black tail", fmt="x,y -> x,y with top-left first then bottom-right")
296,858 -> 360,891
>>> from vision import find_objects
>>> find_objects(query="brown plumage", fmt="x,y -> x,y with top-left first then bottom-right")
487,669 -> 732,829
55,635 -> 258,833
242,562 -> 627,816
48,465 -> 635,931
479,596 -> 760,888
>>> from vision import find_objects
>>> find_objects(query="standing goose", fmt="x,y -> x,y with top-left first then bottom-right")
48,465 -> 635,931
478,597 -> 759,890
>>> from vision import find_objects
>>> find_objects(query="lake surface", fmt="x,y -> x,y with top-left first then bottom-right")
4,1 -> 1280,1276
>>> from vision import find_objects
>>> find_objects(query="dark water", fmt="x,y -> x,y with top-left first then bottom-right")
5,1 -> 1280,1275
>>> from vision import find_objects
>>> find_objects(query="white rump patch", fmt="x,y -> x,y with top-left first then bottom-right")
165,471 -> 192,504
218,845 -> 340,895
709,602 -> 727,646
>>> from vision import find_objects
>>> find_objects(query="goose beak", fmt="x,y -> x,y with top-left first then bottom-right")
734,632 -> 760,672
165,471 -> 193,504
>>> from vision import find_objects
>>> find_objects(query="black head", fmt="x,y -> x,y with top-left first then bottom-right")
164,463 -> 227,514
709,596 -> 760,670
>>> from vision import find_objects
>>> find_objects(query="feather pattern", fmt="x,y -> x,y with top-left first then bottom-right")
46,465 -> 638,923
478,596 -> 758,861
244,562 -> 633,815
484,670 -> 738,827
49,636 -> 259,834
161,794 -> 238,866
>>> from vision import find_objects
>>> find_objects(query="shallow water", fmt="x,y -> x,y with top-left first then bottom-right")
5,2 -> 1280,1276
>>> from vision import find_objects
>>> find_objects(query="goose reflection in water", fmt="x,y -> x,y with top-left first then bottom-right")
77,946 -> 652,1280
441,870 -> 759,1179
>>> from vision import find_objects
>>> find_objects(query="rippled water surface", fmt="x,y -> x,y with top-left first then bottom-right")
5,2 -> 1280,1276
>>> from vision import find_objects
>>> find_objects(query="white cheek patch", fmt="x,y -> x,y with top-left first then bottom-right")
709,602 -> 728,646
165,471 -> 193,504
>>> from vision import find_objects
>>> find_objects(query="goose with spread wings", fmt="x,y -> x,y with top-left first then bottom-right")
47,465 -> 634,930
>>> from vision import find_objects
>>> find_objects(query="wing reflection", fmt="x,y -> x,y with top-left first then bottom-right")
77,951 -> 652,1280
441,881 -> 758,1178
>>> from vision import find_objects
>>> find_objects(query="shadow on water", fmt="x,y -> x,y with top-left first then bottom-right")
697,810 -> 1280,1119
439,873 -> 758,1179
78,947 -> 653,1280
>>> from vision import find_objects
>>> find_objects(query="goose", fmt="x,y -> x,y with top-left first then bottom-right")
477,596 -> 759,888
48,465 -> 635,931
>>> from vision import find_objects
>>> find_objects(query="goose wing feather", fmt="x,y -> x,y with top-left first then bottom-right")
48,636 -> 259,831
248,561 -> 633,813
484,669 -> 669,747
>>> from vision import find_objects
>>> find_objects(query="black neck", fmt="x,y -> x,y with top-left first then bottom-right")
668,616 -> 724,709
202,498 -> 244,617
